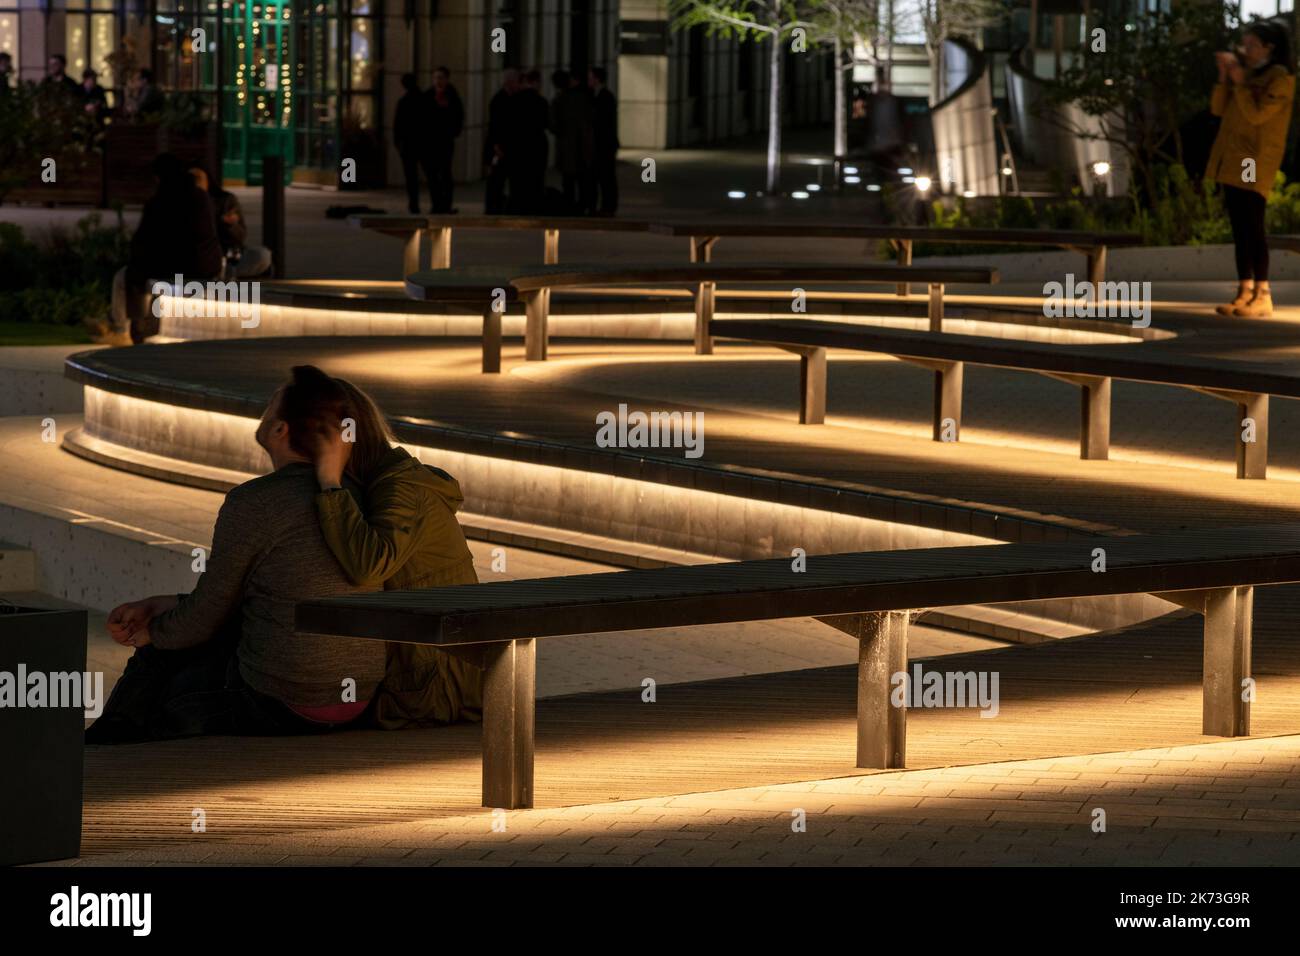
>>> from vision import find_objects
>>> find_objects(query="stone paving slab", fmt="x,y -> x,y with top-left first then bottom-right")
56,736 -> 1300,867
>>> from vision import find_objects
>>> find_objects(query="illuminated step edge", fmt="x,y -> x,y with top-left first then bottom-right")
151,286 -> 1161,345
64,385 -> 1179,642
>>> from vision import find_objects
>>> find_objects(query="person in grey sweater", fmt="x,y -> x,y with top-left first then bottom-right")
87,367 -> 386,743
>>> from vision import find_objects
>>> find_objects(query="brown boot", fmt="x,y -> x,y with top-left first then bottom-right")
1216,283 -> 1254,316
1233,287 -> 1274,318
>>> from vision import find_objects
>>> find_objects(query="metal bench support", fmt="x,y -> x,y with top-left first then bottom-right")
901,357 -> 963,442
1202,586 -> 1253,737
777,345 -> 827,424
1194,388 -> 1269,479
927,281 -> 944,331
524,289 -> 549,361
820,612 -> 910,769
694,282 -> 716,355
1041,372 -> 1112,460
479,639 -> 537,809
894,239 -> 913,297
402,230 -> 423,278
1087,245 -> 1106,286
431,227 -> 453,269
482,307 -> 502,374
543,229 -> 560,265
690,236 -> 718,263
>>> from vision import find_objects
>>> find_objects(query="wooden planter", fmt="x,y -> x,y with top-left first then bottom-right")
5,121 -> 219,207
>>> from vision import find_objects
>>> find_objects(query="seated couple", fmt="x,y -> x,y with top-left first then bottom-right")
86,365 -> 481,743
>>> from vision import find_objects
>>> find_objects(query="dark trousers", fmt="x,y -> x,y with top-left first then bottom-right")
87,628 -> 334,743
400,146 -> 435,214
592,155 -> 618,216
431,143 -> 455,213
561,169 -> 595,215
1224,185 -> 1269,281
484,159 -> 508,214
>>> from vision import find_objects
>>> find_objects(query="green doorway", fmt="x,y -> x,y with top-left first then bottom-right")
221,0 -> 295,185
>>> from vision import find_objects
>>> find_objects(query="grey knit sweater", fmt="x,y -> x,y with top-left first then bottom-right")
149,462 -> 386,708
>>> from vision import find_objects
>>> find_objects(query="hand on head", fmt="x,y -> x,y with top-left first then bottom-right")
306,421 -> 351,488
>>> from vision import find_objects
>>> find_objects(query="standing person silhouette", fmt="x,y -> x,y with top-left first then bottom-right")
427,66 -> 465,213
588,66 -> 620,216
394,73 -> 431,214
1208,20 -> 1295,318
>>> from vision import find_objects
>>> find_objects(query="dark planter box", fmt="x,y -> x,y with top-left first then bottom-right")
5,122 -> 219,207
0,606 -> 87,865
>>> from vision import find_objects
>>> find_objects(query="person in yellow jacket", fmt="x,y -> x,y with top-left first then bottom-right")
1207,20 -> 1295,318
306,372 -> 483,728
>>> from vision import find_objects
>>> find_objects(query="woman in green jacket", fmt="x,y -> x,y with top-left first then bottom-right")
307,372 -> 481,728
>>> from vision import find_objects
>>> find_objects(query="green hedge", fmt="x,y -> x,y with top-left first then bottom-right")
0,213 -> 130,329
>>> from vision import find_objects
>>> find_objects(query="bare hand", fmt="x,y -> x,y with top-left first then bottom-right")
107,600 -> 154,646
307,424 -> 350,488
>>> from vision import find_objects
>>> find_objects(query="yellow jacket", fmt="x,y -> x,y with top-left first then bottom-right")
316,446 -> 482,728
1207,64 -> 1295,197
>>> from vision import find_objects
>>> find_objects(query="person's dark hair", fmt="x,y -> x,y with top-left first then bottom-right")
138,67 -> 154,83
333,378 -> 395,485
400,72 -> 417,92
150,152 -> 186,186
434,65 -> 450,78
1246,19 -> 1294,74
82,69 -> 97,80
0,52 -> 12,64
50,54 -> 67,68
552,69 -> 569,89
590,65 -> 607,85
525,68 -> 541,85
280,366 -> 355,463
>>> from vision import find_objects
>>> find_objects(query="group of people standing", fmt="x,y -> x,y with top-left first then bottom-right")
0,51 -> 164,126
394,67 -> 465,214
397,64 -> 619,217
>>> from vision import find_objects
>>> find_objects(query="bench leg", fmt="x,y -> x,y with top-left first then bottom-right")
932,361 -> 963,442
800,347 -> 827,424
1080,376 -> 1111,460
895,239 -> 912,297
1202,586 -> 1252,737
430,227 -> 452,269
402,229 -> 422,278
482,307 -> 502,374
1237,393 -> 1268,479
1087,246 -> 1107,286
694,281 -> 715,355
543,229 -> 559,265
524,289 -> 549,361
928,281 -> 944,332
481,639 -> 536,809
689,236 -> 717,263
856,612 -> 909,769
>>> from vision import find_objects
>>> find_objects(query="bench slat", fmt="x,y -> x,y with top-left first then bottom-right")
296,524 -> 1300,646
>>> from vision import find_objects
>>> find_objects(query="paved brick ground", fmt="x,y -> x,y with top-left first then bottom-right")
56,736 -> 1300,866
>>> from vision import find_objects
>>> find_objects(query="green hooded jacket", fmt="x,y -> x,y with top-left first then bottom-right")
315,445 -> 482,728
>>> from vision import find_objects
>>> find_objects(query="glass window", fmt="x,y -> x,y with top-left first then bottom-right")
0,8 -> 15,71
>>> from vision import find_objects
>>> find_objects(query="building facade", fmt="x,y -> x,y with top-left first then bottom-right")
2,0 -> 834,187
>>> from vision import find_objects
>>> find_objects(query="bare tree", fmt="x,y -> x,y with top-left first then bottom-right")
670,0 -> 809,192
805,0 -> 881,161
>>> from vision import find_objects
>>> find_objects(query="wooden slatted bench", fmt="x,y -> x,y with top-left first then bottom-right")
297,523 -> 1300,809
504,263 -> 999,361
710,317 -> 1298,479
352,214 -> 656,276
650,221 -> 1141,295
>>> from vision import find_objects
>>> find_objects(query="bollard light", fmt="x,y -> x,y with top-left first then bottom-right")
915,176 -> 933,194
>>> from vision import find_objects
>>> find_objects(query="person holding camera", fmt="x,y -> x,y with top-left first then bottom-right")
1208,21 -> 1296,318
